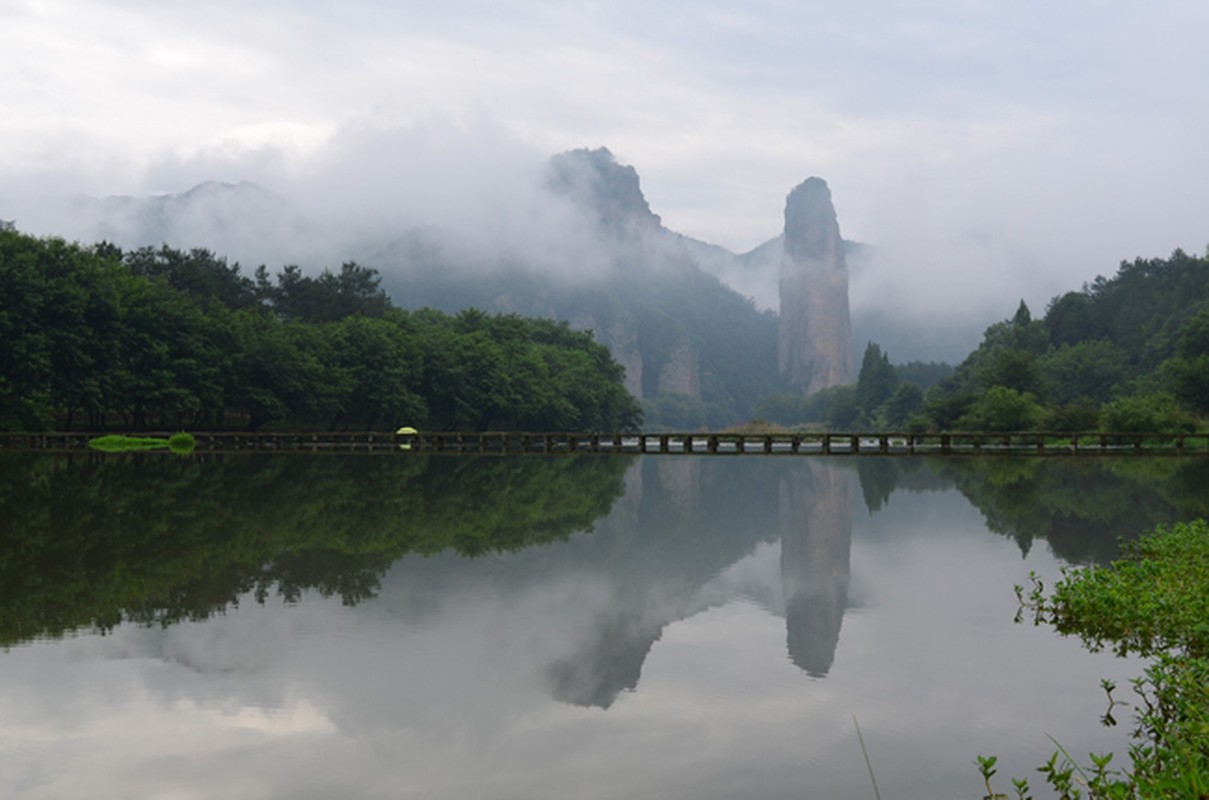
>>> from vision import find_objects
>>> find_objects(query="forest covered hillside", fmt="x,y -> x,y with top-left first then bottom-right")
760,248 -> 1209,433
923,248 -> 1209,431
0,229 -> 642,433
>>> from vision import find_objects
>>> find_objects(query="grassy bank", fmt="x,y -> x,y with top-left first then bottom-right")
88,433 -> 196,454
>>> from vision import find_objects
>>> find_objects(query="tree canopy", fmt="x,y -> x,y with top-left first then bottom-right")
906,249 -> 1209,432
0,229 -> 642,432
751,248 -> 1209,433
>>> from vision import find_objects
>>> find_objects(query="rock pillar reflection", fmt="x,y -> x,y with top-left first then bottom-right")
780,460 -> 855,677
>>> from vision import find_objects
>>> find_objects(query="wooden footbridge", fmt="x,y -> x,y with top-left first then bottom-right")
4,431 -> 1208,456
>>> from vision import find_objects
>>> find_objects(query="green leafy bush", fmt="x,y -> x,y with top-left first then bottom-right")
996,520 -> 1209,798
955,387 -> 1045,432
1100,393 -> 1195,435
167,432 -> 196,453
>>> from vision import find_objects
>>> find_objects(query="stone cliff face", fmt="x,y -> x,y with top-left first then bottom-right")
546,147 -> 663,239
777,178 -> 854,395
657,339 -> 699,397
546,148 -> 705,402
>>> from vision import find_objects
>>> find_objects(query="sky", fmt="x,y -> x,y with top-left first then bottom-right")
2,0 -> 1208,344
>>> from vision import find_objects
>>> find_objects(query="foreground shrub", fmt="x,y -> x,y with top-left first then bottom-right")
986,520 -> 1209,798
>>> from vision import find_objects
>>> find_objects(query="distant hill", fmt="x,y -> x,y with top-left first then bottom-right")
68,181 -> 324,267
917,247 -> 1209,432
1045,249 -> 1209,369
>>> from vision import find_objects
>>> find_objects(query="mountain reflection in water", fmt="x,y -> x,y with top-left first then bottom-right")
3,452 -> 1209,800
544,458 -> 862,704
781,460 -> 854,677
4,453 -> 1208,675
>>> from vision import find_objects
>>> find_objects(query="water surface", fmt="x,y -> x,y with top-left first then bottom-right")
2,452 -> 1206,799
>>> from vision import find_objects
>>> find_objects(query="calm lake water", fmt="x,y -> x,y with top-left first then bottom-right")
2,451 -> 1207,799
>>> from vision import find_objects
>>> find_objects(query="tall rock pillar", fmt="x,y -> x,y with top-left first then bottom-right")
778,177 -> 854,394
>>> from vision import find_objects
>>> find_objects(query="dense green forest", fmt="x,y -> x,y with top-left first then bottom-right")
6,222 -> 1205,435
0,229 -> 642,432
916,248 -> 1209,432
753,352 -> 952,430
761,248 -> 1209,432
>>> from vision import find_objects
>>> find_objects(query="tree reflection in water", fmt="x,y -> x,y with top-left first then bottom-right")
3,451 -> 1206,701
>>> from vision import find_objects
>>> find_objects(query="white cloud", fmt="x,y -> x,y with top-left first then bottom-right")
2,0 -> 1206,345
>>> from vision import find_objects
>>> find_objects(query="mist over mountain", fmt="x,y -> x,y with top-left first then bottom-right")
368,147 -> 787,426
74,182 -> 322,266
11,145 -> 984,424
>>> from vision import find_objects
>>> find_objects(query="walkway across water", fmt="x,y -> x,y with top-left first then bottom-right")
4,431 -> 1208,456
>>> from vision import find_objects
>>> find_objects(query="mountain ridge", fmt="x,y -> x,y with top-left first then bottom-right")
36,149 -> 872,426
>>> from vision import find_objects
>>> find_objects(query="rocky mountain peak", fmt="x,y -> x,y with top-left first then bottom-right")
778,177 -> 854,395
546,147 -> 662,235
783,177 -> 841,263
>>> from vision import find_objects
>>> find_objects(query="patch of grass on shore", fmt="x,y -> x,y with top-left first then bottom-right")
89,433 -> 196,454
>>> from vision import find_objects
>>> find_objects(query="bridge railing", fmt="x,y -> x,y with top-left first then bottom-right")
2,430 -> 1208,455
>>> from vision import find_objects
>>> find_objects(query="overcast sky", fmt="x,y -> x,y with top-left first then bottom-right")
2,0 -> 1207,323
